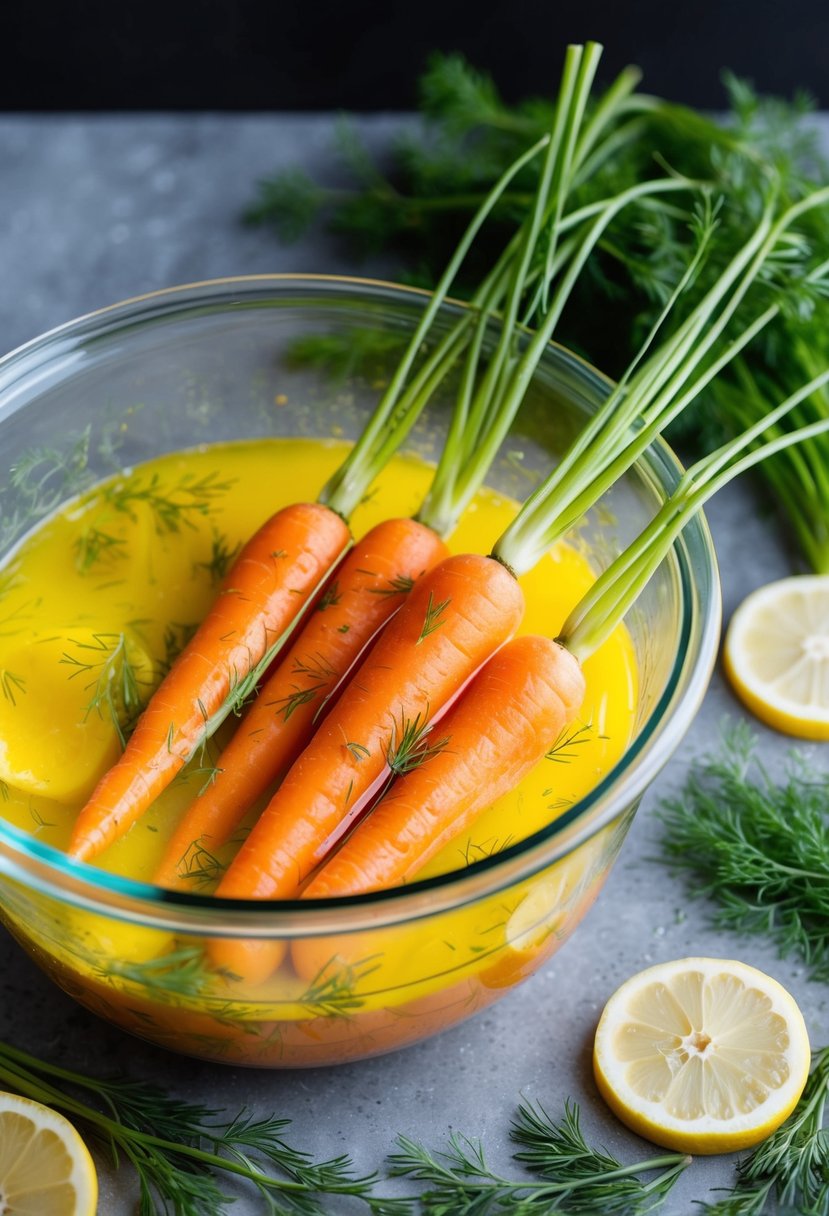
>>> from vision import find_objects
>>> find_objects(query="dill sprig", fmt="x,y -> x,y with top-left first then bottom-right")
700,1045 -> 829,1216
0,668 -> 26,705
545,720 -> 595,763
73,525 -> 128,574
417,592 -> 451,644
246,53 -> 829,571
194,531 -> 242,585
389,1098 -> 689,1214
656,721 -> 829,981
385,709 -> 449,776
101,469 -> 234,535
60,631 -> 154,746
0,1040 -> 409,1216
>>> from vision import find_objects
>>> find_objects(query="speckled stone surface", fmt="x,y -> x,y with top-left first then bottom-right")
0,114 -> 827,1214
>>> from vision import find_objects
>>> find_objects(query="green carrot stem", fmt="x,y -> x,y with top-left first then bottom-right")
559,376 -> 829,660
493,182 -> 829,575
540,303 -> 780,550
318,130 -> 552,518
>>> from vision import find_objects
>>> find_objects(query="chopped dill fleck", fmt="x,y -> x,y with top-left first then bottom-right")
269,683 -> 324,721
369,573 -> 417,597
60,632 -> 151,746
73,526 -> 128,574
0,669 -> 26,706
101,469 -> 234,534
417,592 -> 451,643
195,532 -> 242,584
386,709 -> 449,775
176,839 -> 226,887
316,580 -> 341,611
545,720 -> 594,763
344,741 -> 371,761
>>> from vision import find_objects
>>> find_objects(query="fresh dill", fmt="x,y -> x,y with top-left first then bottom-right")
195,531 -> 242,585
370,573 -> 417,598
4,433 -> 94,547
293,653 -> 338,682
389,1098 -> 690,1214
0,668 -> 26,706
545,720 -> 594,763
700,1045 -> 829,1216
73,525 -> 128,574
657,722 -> 829,981
159,620 -> 200,677
316,580 -> 341,610
271,683 -> 325,721
60,631 -> 153,746
385,710 -> 449,776
100,469 -> 234,535
267,653 -> 338,720
297,954 -> 382,1018
417,593 -> 451,644
345,740 -> 372,761
0,1039 -> 408,1216
171,841 -> 224,890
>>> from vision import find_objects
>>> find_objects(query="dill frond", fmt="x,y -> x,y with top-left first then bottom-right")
657,721 -> 829,981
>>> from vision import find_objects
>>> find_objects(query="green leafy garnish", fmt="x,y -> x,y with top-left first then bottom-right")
101,469 -> 234,534
0,1040 -> 408,1216
0,668 -> 26,706
247,54 -> 829,572
657,722 -> 829,982
389,1099 -> 690,1213
60,631 -> 153,746
417,592 -> 451,643
700,1045 -> 829,1216
385,709 -> 449,776
194,532 -> 242,584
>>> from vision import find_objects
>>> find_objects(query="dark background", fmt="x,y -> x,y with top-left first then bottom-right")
5,0 -> 828,111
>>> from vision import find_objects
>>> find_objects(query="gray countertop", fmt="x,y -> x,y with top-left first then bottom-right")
1,113 -> 827,1214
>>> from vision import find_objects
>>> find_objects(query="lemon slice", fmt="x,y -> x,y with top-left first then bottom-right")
593,957 -> 811,1155
0,1091 -> 98,1215
723,574 -> 829,740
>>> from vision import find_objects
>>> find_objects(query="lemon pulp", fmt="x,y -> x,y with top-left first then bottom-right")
593,957 -> 811,1154
0,1091 -> 98,1216
724,574 -> 829,740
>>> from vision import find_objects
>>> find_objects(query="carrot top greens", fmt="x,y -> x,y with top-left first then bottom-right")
248,53 -> 829,572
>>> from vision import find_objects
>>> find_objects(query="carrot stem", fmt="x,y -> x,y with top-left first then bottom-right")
560,373 -> 829,660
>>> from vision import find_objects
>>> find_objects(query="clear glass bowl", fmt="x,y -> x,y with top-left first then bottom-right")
0,276 -> 721,1067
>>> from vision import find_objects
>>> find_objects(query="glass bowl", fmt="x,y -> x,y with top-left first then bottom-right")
0,276 -> 720,1067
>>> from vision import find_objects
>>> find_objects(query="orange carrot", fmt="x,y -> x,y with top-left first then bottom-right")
67,502 -> 350,861
153,517 -> 449,889
210,553 -> 525,901
303,635 -> 586,898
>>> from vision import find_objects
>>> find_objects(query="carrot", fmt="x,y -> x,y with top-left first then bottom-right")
153,517 -> 449,889
67,502 -> 350,861
303,635 -> 586,897
309,369 -> 829,904
212,173 -> 829,989
66,56 -> 608,865
154,43 -> 666,894
211,553 -> 525,903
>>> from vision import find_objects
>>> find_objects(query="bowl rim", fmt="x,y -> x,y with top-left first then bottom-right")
0,273 -> 722,935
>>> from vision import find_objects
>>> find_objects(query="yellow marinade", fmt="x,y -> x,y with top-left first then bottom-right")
0,438 -> 636,886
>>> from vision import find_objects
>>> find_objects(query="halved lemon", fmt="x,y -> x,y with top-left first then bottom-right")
593,957 -> 811,1155
723,574 -> 829,740
0,1091 -> 98,1215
